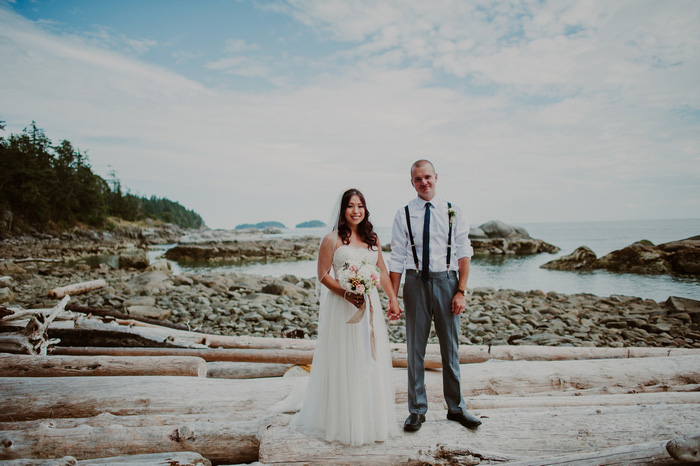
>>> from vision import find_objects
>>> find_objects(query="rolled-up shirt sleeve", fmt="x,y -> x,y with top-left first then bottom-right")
389,208 -> 408,274
453,205 -> 474,260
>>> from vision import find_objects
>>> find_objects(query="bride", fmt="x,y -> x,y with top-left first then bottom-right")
291,188 -> 402,445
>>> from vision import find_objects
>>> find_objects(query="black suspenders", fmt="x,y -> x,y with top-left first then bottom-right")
405,202 -> 453,277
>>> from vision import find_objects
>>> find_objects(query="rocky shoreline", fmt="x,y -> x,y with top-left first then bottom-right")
2,258 -> 699,349
2,222 -> 699,350
542,236 -> 700,276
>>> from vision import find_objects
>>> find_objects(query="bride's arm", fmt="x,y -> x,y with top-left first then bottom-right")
375,237 -> 402,320
318,233 -> 363,307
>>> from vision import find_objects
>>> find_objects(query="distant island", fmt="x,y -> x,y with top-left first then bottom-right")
296,220 -> 325,228
235,221 -> 286,230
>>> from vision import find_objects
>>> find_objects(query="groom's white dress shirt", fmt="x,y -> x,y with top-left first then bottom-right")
389,196 -> 473,275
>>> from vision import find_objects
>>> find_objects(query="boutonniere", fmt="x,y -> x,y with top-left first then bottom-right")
448,208 -> 456,222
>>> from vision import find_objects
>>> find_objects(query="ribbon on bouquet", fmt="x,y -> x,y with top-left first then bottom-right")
346,294 -> 377,361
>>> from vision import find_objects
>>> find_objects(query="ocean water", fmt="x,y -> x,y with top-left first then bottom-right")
170,218 -> 700,302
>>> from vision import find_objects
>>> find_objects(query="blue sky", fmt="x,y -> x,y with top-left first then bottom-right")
1,0 -> 699,230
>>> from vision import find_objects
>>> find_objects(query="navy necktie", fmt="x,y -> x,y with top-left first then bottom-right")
422,202 -> 431,282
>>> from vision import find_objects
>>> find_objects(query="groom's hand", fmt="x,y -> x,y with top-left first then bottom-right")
451,293 -> 466,315
387,300 -> 402,321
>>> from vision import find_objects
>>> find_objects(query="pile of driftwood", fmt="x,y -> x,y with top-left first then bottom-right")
1,283 -> 700,465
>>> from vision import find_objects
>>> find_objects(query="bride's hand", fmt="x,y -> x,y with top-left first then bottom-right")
345,292 -> 364,308
387,298 -> 402,321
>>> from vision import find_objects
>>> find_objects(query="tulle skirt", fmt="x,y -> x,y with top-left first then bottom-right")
291,287 -> 399,445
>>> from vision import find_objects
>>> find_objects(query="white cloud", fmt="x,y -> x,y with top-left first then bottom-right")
0,2 -> 698,229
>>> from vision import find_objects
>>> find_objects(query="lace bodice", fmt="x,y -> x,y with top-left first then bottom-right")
332,245 -> 379,278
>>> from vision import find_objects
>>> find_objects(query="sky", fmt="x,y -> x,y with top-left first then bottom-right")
1,0 -> 699,230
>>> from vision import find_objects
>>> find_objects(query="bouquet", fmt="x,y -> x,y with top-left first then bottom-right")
337,259 -> 381,360
338,259 -> 381,296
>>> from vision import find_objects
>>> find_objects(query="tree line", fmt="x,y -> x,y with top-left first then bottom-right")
0,121 -> 204,231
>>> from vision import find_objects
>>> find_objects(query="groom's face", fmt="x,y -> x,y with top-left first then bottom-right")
411,164 -> 437,201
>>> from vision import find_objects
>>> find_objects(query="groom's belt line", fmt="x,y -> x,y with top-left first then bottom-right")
406,270 -> 457,279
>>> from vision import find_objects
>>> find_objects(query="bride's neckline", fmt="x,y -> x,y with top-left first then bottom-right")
336,244 -> 371,251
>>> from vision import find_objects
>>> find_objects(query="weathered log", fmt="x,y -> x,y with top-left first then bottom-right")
0,457 -> 77,466
34,318 -> 209,349
407,444 -> 518,465
0,354 -> 207,378
206,361 -> 292,379
202,334 -> 700,361
0,418 -> 258,464
13,258 -> 62,263
0,296 -> 69,355
48,280 -> 106,299
666,432 -> 700,462
3,355 -> 699,423
259,404 -> 700,465
53,346 -> 317,365
0,375 -> 302,422
409,440 -> 678,466
203,334 -> 316,351
417,354 -> 700,399
0,412 -> 262,431
76,451 -> 211,466
0,454 -> 211,466
52,346 -> 445,368
465,391 -> 700,410
65,304 -> 190,331
0,308 -> 76,323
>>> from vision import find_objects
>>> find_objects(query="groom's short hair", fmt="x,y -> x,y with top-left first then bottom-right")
411,159 -> 435,176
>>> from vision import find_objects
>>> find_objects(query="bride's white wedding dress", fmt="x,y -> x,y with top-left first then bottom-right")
291,244 -> 399,445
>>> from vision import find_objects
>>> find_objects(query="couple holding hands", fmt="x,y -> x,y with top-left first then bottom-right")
292,159 -> 482,446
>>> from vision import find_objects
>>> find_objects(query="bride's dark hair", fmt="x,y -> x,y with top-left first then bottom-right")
337,188 -> 377,249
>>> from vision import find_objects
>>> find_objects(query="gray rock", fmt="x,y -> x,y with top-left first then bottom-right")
119,250 -> 149,269
0,287 -> 15,303
127,305 -> 171,320
124,296 -> 156,308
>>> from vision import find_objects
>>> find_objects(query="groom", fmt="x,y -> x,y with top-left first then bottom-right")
389,159 -> 481,431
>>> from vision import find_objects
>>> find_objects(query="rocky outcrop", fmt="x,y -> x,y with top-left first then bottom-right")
540,246 -> 598,271
0,223 -> 185,263
542,236 -> 700,276
470,220 -> 560,255
165,231 -> 318,263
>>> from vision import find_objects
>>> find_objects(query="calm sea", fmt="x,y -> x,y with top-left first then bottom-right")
170,218 -> 700,302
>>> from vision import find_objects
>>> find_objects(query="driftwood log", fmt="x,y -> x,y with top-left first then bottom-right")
65,304 -> 190,330
666,432 -> 700,462
259,403 -> 700,465
2,355 -> 699,422
408,439 -> 684,466
0,452 -> 211,466
0,296 -> 70,355
0,457 -> 78,466
206,361 -> 293,379
0,354 -> 207,378
48,280 -> 106,299
0,417 -> 259,464
52,346 -> 445,368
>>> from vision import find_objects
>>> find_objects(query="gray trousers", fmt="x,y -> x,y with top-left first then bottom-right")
404,270 -> 466,415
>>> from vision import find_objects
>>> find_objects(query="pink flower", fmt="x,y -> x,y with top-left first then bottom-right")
356,284 -> 365,294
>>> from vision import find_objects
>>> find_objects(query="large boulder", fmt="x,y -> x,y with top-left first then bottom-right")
659,236 -> 700,275
119,250 -> 149,269
540,236 -> 700,276
479,220 -> 526,239
541,246 -> 598,271
594,240 -> 671,274
470,220 -> 560,255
